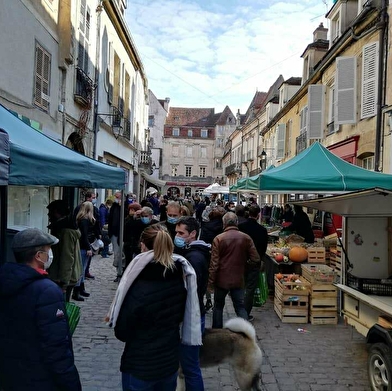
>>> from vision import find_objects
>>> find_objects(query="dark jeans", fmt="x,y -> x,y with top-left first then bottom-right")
122,371 -> 178,391
244,267 -> 260,316
179,316 -> 205,391
212,286 -> 248,328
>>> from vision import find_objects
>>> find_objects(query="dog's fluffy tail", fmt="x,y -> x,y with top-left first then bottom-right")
224,317 -> 256,341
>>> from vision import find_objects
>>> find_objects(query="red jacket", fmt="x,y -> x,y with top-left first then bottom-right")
209,226 -> 260,290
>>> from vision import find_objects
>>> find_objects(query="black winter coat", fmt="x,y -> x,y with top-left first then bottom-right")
0,263 -> 81,391
175,242 -> 210,316
200,219 -> 223,244
114,261 -> 186,380
238,218 -> 268,264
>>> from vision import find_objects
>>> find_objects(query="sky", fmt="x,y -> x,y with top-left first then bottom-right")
125,0 -> 332,114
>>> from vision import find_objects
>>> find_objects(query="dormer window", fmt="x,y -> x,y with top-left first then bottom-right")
201,128 -> 208,138
172,127 -> 179,136
331,11 -> 341,43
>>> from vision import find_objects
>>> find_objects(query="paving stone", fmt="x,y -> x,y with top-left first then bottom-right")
72,254 -> 371,390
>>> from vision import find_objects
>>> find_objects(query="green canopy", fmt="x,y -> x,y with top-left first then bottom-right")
0,104 -> 125,189
230,142 -> 392,194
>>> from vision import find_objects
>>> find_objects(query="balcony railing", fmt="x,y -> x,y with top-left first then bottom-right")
296,132 -> 308,155
74,67 -> 93,107
139,150 -> 152,165
225,163 -> 242,175
250,167 -> 261,176
123,119 -> 131,140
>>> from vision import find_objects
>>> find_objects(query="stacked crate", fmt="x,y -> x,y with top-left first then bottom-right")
274,274 -> 310,323
307,247 -> 326,264
301,264 -> 338,325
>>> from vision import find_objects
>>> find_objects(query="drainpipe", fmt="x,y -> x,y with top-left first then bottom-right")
92,2 -> 103,160
375,0 -> 388,172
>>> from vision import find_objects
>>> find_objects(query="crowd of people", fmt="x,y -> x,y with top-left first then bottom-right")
0,188 -> 313,391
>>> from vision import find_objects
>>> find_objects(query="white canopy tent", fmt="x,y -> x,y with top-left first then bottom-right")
203,183 -> 230,194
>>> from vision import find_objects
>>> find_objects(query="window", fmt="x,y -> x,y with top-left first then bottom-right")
362,155 -> 375,170
216,138 -> 223,148
276,124 -> 286,160
199,167 -> 206,177
215,158 -> 222,169
171,166 -> 178,176
299,106 -> 308,134
286,119 -> 292,156
331,12 -> 341,43
172,127 -> 179,136
201,128 -> 208,138
361,42 -> 379,119
34,42 -> 51,111
187,129 -> 193,137
172,145 -> 179,156
78,0 -> 90,74
185,166 -> 192,177
148,115 -> 155,127
200,146 -> 207,158
327,84 -> 339,134
186,145 -> 192,157
308,84 -> 325,139
335,56 -> 356,124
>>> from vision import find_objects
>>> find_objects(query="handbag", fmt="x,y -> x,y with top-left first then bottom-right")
65,302 -> 81,335
253,272 -> 269,307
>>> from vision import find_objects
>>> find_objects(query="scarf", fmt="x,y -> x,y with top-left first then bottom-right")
105,250 -> 202,346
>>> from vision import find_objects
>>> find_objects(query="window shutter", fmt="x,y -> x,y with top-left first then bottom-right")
78,35 -> 84,70
361,41 -> 379,119
34,44 -> 50,111
308,84 -> 325,139
108,42 -> 114,104
335,56 -> 356,124
276,124 -> 286,159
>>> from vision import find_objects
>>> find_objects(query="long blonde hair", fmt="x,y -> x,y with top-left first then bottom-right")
140,224 -> 174,272
76,201 -> 96,224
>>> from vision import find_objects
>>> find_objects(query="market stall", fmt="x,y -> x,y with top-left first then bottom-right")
296,188 -> 392,391
0,104 -> 126,263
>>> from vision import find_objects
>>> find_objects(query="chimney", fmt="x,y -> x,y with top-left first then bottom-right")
313,23 -> 328,41
164,97 -> 170,112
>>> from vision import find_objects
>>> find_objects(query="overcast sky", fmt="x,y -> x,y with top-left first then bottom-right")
125,0 -> 331,114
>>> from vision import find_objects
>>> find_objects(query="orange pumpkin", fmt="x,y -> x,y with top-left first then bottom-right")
288,246 -> 308,263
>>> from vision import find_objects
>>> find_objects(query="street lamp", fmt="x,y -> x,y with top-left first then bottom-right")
260,150 -> 267,171
97,107 -> 124,139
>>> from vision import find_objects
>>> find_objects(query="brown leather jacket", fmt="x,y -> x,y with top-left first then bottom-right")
208,226 -> 260,290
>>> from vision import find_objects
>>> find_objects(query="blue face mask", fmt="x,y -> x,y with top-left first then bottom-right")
174,236 -> 186,248
167,216 -> 179,224
141,217 -> 150,225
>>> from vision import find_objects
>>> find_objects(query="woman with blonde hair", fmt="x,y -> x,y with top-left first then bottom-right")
72,201 -> 98,301
107,224 -> 201,391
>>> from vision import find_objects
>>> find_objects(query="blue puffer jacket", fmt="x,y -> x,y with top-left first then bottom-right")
0,262 -> 81,391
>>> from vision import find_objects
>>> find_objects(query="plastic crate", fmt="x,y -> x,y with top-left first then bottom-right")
347,273 -> 392,296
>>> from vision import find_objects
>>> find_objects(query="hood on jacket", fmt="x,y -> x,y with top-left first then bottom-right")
0,262 -> 45,298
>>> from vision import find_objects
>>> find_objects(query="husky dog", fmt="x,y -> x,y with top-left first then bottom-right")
177,317 -> 262,391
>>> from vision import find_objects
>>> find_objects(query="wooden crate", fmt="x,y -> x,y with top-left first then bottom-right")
274,275 -> 309,323
335,243 -> 342,277
310,284 -> 338,311
310,311 -> 338,325
329,247 -> 337,269
307,247 -> 326,264
301,264 -> 337,284
274,299 -> 309,324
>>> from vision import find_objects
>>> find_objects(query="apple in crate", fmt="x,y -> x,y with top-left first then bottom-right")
274,253 -> 284,263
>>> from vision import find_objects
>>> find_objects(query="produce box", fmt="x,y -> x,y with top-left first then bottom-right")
309,311 -> 338,325
301,264 -> 337,284
306,247 -> 326,264
274,274 -> 310,324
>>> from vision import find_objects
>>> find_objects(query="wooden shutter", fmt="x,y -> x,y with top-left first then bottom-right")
361,41 -> 379,119
335,56 -> 356,124
34,43 -> 50,111
308,84 -> 325,139
108,42 -> 114,104
276,124 -> 286,160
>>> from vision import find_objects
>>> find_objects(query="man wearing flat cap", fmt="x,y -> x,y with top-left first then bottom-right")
0,228 -> 82,391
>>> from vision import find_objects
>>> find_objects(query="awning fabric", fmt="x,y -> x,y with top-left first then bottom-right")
141,171 -> 166,188
0,104 -> 125,189
0,129 -> 10,186
230,142 -> 392,194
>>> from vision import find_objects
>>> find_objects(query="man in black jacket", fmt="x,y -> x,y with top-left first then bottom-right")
175,216 -> 210,391
238,204 -> 268,321
0,228 -> 81,391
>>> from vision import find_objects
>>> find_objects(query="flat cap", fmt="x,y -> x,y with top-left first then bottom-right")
12,228 -> 59,251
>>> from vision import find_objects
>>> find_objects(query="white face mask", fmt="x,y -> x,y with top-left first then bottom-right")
38,249 -> 53,270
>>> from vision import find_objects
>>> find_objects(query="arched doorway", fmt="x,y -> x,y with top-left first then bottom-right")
167,186 -> 179,198
66,132 -> 85,154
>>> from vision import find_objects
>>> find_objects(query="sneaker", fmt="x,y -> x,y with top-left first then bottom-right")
85,273 -> 95,280
248,315 -> 254,322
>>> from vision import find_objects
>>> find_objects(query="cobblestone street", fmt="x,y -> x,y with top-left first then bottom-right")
73,255 -> 370,391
